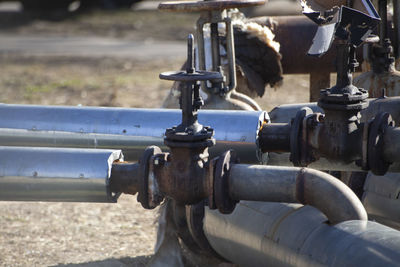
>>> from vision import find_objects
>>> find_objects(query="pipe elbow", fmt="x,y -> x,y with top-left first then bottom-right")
296,167 -> 368,224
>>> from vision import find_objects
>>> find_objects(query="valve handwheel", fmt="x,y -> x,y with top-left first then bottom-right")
158,0 -> 266,12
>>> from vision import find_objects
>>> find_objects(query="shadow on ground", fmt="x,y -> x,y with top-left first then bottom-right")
54,255 -> 152,267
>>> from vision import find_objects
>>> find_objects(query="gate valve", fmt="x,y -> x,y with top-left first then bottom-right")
137,35 -> 225,209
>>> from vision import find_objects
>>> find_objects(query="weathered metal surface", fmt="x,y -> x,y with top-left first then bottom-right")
354,68 -> 400,98
0,104 -> 268,163
158,0 -> 265,12
262,98 -> 400,172
362,172 -> 400,230
108,162 -> 140,195
211,150 -> 239,214
204,201 -> 400,267
258,122 -> 290,152
0,146 -> 122,202
228,164 -> 367,224
249,16 -> 363,74
361,96 -> 400,126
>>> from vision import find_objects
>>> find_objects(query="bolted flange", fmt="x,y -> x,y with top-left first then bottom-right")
137,145 -> 162,209
210,150 -> 239,214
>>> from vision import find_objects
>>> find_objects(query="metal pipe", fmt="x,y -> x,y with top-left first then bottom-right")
249,15 -> 396,74
210,22 -> 221,71
361,96 -> 400,126
264,97 -> 400,171
225,16 -> 237,91
108,162 -> 140,195
258,122 -> 290,152
249,16 -> 361,74
393,0 -> 400,58
204,201 -> 400,267
0,146 -> 123,202
379,0 -> 388,44
228,164 -> 367,224
268,102 -> 322,122
362,172 -> 400,230
0,104 -> 268,163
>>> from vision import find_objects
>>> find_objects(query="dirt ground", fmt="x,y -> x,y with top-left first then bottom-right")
0,6 -> 312,267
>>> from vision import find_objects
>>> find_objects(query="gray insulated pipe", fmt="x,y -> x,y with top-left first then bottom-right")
204,201 -> 400,267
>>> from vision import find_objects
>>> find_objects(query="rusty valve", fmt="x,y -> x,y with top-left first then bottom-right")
136,35 -> 223,208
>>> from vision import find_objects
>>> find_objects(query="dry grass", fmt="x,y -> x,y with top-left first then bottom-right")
0,57 -> 182,108
0,196 -> 157,267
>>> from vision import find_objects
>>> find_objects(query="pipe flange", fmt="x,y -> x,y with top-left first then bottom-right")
367,112 -> 395,175
213,150 -> 239,214
158,0 -> 265,12
137,145 -> 162,209
290,107 -> 313,167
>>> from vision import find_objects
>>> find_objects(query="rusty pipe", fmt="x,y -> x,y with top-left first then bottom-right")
228,164 -> 367,224
249,16 -> 357,74
249,15 -> 397,74
258,122 -> 290,152
109,162 -> 140,195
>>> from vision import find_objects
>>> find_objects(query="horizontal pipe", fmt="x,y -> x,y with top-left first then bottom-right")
204,201 -> 400,267
0,146 -> 122,202
250,15 -> 397,74
362,172 -> 400,230
264,97 -> 400,171
258,123 -> 290,152
229,164 -> 367,224
249,16 -> 362,74
109,162 -> 140,195
361,97 -> 400,127
269,97 -> 400,125
0,104 -> 268,164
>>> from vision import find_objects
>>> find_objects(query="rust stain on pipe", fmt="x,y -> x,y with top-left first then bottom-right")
295,168 -> 306,204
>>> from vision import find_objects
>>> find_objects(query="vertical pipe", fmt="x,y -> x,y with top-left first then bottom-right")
197,17 -> 207,92
393,0 -> 400,59
379,0 -> 388,44
225,17 -> 237,91
210,22 -> 221,71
